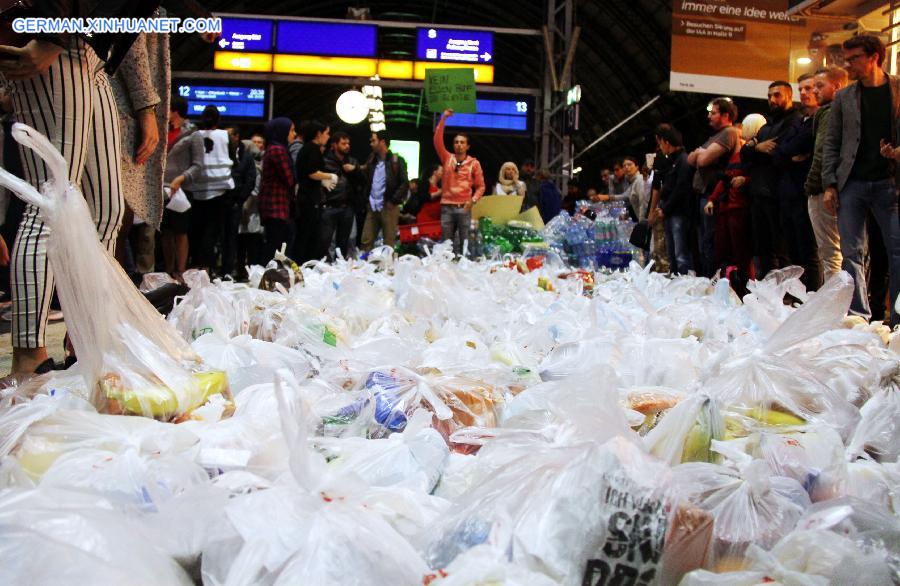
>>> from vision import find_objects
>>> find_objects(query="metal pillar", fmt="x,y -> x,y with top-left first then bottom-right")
539,0 -> 575,193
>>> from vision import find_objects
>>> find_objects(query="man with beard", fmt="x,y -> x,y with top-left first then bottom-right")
769,73 -> 823,290
741,82 -> 801,277
688,97 -> 742,277
823,34 -> 900,326
805,66 -> 849,283
321,131 -> 363,260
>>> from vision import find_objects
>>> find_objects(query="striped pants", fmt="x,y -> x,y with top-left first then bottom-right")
5,39 -> 123,348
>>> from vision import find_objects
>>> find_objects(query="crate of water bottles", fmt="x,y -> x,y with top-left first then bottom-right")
542,204 -> 639,271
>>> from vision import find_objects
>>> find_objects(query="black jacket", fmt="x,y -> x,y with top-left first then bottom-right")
228,141 -> 257,204
363,151 -> 409,206
740,107 -> 803,200
659,150 -> 692,217
31,0 -> 211,74
772,114 -> 815,201
323,151 -> 364,206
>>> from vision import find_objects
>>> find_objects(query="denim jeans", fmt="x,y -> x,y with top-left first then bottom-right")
665,213 -> 693,275
837,178 -> 900,326
697,196 -> 715,277
441,205 -> 471,255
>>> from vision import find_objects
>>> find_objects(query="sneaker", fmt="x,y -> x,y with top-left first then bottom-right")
47,309 -> 64,321
0,308 -> 10,322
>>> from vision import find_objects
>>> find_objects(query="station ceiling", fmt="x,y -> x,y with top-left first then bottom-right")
171,1 -> 710,179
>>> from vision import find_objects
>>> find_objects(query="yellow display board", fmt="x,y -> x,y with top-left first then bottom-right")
274,55 -> 378,77
213,51 -> 273,72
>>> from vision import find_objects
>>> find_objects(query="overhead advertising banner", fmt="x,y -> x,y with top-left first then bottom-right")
670,0 -> 830,98
417,28 -> 494,64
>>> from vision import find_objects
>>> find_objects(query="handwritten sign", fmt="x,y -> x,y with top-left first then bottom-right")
425,68 -> 477,113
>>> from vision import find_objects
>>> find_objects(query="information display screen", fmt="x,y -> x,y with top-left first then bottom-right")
276,21 -> 377,57
176,83 -> 268,120
217,18 -> 274,52
438,96 -> 532,134
417,28 -> 494,64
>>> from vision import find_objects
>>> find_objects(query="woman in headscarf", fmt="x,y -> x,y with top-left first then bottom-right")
257,117 -> 297,261
494,161 -> 526,196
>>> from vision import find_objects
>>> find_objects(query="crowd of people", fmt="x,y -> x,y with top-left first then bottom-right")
579,34 -> 899,328
0,19 -> 896,378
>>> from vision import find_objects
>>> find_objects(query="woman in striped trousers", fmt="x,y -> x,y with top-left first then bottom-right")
1,38 -> 123,374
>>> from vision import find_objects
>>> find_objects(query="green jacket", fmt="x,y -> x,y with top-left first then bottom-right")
804,103 -> 831,196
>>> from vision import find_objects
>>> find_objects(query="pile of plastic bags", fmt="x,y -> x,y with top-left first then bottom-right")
0,123 -> 898,585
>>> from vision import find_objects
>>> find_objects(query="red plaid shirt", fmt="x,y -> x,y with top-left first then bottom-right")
258,144 -> 296,220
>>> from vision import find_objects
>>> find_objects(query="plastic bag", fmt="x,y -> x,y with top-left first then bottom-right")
200,375 -> 429,585
0,487 -> 194,585
682,528 -> 895,586
846,363 -> 900,461
165,187 -> 191,212
169,270 -> 256,341
643,394 -> 725,466
751,426 -> 847,502
5,405 -> 199,481
139,271 -> 178,293
702,274 -> 860,440
317,409 -> 449,493
672,460 -> 811,571
423,544 -> 560,586
424,435 -> 671,586
0,123 -> 231,420
191,333 -> 314,394
845,460 -> 900,514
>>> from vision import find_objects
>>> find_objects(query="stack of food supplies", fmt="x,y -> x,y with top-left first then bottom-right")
0,128 -> 897,586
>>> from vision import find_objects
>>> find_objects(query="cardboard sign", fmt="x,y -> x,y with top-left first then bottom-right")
472,195 -> 524,224
425,68 -> 477,113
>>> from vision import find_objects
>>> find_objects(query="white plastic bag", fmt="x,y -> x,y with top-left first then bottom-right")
0,487 -> 194,585
200,375 -> 430,585
671,460 -> 811,571
317,409 -> 449,493
846,363 -> 900,461
165,187 -> 192,212
0,123 -> 229,419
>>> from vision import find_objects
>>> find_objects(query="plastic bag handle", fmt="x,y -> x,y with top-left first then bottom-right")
0,166 -> 43,208
10,123 -> 69,192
